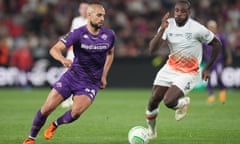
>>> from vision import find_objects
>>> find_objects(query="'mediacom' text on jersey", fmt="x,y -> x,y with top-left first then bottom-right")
61,26 -> 115,85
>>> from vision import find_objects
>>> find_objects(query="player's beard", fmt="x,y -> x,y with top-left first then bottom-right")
175,17 -> 188,26
90,21 -> 102,30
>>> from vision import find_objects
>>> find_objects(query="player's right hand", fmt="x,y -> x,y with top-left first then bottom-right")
161,12 -> 170,30
202,68 -> 210,81
62,59 -> 72,68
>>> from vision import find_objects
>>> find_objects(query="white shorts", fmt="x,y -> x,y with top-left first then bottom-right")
153,64 -> 200,95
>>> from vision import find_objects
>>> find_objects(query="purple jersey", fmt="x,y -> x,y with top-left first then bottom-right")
53,26 -> 115,101
61,26 -> 115,85
203,33 -> 227,70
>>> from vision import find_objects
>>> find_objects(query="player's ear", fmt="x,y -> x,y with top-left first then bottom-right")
86,6 -> 92,18
86,10 -> 91,17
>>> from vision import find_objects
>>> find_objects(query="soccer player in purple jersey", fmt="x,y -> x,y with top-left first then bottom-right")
203,20 -> 232,104
23,3 -> 115,144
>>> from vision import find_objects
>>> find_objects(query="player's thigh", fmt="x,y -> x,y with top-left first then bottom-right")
151,85 -> 169,100
163,85 -> 184,105
41,88 -> 64,115
153,65 -> 173,87
173,73 -> 199,95
72,95 -> 92,116
147,85 -> 168,111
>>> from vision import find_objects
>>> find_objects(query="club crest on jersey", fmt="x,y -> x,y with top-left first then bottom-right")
185,33 -> 192,40
101,34 -> 108,40
83,34 -> 89,39
204,31 -> 211,39
56,82 -> 62,88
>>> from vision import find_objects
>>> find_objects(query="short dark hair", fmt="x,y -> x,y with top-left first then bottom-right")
176,0 -> 191,9
86,0 -> 103,5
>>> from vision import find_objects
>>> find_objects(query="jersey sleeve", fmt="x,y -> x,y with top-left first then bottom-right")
109,30 -> 116,49
198,25 -> 215,44
60,30 -> 77,48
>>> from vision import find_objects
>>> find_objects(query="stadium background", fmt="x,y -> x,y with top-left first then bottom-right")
0,1 -> 240,144
0,0 -> 240,88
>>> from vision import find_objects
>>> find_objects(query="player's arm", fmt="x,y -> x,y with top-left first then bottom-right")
149,12 -> 169,53
202,37 -> 221,81
100,47 -> 114,89
49,41 -> 73,68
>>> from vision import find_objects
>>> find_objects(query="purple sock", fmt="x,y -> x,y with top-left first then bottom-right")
29,110 -> 47,139
56,110 -> 79,126
218,78 -> 225,90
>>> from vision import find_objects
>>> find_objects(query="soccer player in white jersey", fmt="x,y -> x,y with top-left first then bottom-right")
145,0 -> 221,139
61,2 -> 88,108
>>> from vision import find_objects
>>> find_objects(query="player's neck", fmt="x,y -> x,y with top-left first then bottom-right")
176,18 -> 189,27
86,25 -> 101,35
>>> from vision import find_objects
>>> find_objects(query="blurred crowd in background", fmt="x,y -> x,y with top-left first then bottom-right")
0,0 -> 240,71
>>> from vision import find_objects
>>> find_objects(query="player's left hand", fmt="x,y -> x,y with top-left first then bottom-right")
100,77 -> 107,89
202,68 -> 210,81
161,12 -> 170,30
61,58 -> 72,68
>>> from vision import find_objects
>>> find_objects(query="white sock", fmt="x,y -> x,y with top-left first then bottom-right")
54,121 -> 58,126
28,136 -> 36,140
146,108 -> 159,133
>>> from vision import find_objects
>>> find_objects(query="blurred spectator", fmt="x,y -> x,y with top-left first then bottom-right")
10,38 -> 33,71
0,0 -> 239,59
10,38 -> 33,88
0,25 -> 9,66
0,37 -> 9,66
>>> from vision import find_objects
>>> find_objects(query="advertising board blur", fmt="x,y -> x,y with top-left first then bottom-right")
0,58 -> 239,88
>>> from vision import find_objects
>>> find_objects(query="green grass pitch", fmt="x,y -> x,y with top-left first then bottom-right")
0,88 -> 239,144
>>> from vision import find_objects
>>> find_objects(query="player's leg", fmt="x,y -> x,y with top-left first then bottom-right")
219,86 -> 226,104
146,85 -> 168,139
23,88 -> 64,144
206,76 -> 215,103
163,85 -> 184,109
169,73 -> 199,121
162,85 -> 190,121
206,69 -> 215,103
44,95 -> 92,140
146,64 -> 172,139
216,64 -> 226,103
57,95 -> 92,125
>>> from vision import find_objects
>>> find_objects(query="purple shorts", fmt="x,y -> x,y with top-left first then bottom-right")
52,70 -> 100,102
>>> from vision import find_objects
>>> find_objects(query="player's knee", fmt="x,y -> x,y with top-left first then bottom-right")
163,98 -> 176,109
71,106 -> 87,118
41,108 -> 54,116
71,109 -> 82,118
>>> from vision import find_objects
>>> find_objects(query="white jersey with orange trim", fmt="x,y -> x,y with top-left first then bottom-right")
159,18 -> 214,74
